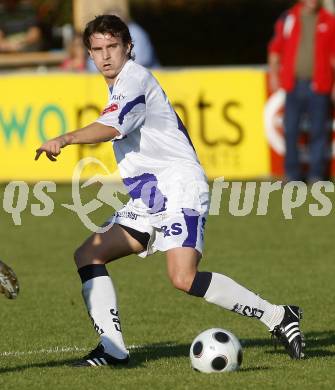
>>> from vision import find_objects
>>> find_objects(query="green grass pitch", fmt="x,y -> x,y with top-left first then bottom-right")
0,183 -> 334,389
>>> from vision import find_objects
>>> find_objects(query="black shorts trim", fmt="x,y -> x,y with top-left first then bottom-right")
118,224 -> 150,249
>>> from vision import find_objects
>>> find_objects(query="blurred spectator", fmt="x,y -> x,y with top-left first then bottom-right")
87,7 -> 159,71
127,19 -> 160,68
0,0 -> 44,52
60,32 -> 87,72
268,0 -> 335,183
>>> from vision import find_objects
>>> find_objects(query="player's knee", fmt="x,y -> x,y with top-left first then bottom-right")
74,245 -> 93,268
74,243 -> 109,268
169,273 -> 195,292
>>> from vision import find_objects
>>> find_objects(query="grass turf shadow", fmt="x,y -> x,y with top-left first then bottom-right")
127,342 -> 189,368
0,358 -> 77,374
0,342 -> 189,374
1,330 -> 333,373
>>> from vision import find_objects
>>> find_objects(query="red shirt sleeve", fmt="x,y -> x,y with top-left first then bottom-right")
268,17 -> 285,55
330,15 -> 335,59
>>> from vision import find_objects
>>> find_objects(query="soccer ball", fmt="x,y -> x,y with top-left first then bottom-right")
190,328 -> 243,373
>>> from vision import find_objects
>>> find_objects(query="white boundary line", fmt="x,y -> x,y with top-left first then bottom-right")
0,343 -> 178,358
0,346 -> 87,357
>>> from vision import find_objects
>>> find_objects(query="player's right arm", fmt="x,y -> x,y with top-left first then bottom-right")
35,121 -> 120,161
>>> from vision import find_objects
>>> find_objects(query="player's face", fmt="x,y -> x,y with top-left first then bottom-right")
89,33 -> 130,85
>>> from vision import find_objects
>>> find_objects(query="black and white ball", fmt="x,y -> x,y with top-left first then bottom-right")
190,328 -> 243,373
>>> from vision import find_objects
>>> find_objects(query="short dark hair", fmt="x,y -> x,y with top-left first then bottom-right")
83,15 -> 134,59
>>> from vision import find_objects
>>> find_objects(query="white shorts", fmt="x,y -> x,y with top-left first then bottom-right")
108,203 -> 207,258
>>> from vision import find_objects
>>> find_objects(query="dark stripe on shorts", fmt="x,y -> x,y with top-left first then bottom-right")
119,224 -> 150,248
182,208 -> 200,248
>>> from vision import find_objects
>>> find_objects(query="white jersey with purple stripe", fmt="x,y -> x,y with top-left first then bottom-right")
96,60 -> 209,218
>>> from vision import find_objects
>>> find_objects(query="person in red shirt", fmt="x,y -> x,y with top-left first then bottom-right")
268,0 -> 335,182
60,33 -> 87,72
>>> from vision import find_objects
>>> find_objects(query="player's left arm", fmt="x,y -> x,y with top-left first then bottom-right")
35,121 -> 120,161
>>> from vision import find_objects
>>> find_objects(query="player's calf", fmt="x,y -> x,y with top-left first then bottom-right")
166,247 -> 201,292
169,272 -> 198,292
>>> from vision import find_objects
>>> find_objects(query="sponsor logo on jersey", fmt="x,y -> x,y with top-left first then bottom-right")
115,211 -> 138,220
161,223 -> 183,237
101,103 -> 119,115
318,23 -> 328,33
111,93 -> 126,101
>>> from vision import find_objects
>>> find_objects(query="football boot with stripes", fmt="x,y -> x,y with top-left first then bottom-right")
271,305 -> 305,359
71,344 -> 129,367
0,260 -> 19,299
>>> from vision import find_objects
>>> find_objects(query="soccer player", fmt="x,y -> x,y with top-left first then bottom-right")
35,15 -> 304,366
0,260 -> 19,299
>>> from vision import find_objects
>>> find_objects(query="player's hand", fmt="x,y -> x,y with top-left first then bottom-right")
269,72 -> 280,94
35,136 -> 67,161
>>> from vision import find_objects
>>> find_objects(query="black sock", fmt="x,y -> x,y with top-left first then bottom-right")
78,264 -> 109,283
188,271 -> 213,297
